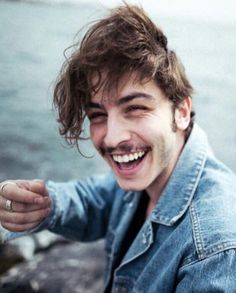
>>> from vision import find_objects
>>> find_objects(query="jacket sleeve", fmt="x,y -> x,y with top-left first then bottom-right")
176,248 -> 236,292
2,172 -> 117,243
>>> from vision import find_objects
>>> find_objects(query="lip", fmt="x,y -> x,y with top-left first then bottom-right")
108,151 -> 149,178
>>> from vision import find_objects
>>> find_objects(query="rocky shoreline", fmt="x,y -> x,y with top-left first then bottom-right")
0,235 -> 105,292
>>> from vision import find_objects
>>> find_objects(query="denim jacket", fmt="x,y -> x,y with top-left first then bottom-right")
4,124 -> 236,292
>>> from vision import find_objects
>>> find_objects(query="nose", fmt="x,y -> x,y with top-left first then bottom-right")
104,114 -> 131,148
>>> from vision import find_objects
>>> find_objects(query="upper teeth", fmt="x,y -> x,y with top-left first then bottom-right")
112,151 -> 145,163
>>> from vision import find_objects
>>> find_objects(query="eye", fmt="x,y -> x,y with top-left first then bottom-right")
126,105 -> 148,113
87,112 -> 107,123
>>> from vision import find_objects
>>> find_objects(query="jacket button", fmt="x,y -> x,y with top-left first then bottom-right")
142,233 -> 147,244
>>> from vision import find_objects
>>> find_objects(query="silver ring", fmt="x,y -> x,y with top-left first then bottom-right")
0,181 -> 17,194
5,199 -> 13,212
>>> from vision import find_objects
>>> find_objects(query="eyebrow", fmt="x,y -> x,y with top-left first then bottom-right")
117,92 -> 154,105
85,101 -> 102,110
85,92 -> 154,110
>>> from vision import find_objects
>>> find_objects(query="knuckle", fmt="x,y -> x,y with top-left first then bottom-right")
8,212 -> 26,224
1,188 -> 8,197
23,210 -> 44,223
0,197 -> 4,208
0,209 -> 47,230
1,222 -> 15,232
38,209 -> 48,221
17,213 -> 28,224
0,221 -> 8,229
0,211 -> 8,222
16,202 -> 27,212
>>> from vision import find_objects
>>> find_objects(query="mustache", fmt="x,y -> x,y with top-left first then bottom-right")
99,144 -> 151,156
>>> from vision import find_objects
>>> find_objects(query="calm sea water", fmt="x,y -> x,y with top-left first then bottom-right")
0,0 -> 236,183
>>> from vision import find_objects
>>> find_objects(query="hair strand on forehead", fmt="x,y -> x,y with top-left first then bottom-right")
53,3 -> 195,149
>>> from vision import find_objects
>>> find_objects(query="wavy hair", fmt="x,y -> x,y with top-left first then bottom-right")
54,4 -> 195,147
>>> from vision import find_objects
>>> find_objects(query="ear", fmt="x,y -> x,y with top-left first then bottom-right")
174,96 -> 192,131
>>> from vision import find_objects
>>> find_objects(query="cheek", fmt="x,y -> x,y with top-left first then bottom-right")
138,116 -> 175,152
90,124 -> 104,148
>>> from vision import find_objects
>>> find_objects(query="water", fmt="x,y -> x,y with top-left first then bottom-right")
0,0 -> 109,181
0,0 -> 236,184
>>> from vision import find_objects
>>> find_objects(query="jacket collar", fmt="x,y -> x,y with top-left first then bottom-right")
150,123 -> 208,226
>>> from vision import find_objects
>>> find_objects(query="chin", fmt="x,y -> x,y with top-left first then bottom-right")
116,177 -> 149,192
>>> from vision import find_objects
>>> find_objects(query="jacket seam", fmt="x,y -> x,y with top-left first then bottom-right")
190,201 -> 206,259
204,241 -> 236,257
179,247 -> 236,270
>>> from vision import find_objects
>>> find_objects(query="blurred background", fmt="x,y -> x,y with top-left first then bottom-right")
0,0 -> 235,291
0,0 -> 236,182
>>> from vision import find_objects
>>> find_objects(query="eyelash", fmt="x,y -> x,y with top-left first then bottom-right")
126,105 -> 148,112
88,105 -> 148,122
88,112 -> 107,121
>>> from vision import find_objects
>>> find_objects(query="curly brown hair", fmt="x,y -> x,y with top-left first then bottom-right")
53,4 -> 195,147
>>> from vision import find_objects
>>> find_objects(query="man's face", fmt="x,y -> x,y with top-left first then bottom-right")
86,74 -> 186,194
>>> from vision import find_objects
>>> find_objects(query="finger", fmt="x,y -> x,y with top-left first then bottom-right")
5,180 -> 48,196
1,221 -> 43,232
0,183 -> 45,205
0,208 -> 51,225
14,197 -> 51,212
29,180 -> 49,197
0,181 -> 17,195
14,180 -> 32,191
0,196 -> 51,213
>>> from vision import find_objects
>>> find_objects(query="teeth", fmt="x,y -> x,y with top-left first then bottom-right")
123,155 -> 129,163
113,151 -> 145,163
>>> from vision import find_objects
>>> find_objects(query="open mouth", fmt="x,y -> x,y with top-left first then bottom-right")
111,151 -> 148,170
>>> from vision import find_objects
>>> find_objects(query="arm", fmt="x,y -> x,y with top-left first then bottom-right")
1,172 -> 116,242
45,172 -> 115,241
176,249 -> 236,292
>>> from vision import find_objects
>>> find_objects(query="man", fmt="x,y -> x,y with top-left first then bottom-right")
1,4 -> 236,292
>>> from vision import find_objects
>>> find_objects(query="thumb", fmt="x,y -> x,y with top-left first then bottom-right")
29,179 -> 49,197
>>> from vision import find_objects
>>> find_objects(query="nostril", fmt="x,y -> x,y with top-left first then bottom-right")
104,130 -> 131,148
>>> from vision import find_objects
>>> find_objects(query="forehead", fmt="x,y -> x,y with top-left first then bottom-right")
90,72 -> 166,104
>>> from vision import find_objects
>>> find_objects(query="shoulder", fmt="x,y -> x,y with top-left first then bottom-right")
85,171 -> 120,192
190,155 -> 236,260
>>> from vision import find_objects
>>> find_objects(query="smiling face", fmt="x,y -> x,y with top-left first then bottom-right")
86,73 -> 190,200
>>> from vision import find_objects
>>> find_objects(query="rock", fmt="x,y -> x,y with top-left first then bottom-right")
0,240 -> 105,293
1,231 -> 69,261
0,244 -> 24,277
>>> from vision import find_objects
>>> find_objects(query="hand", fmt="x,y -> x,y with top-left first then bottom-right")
0,180 -> 51,232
